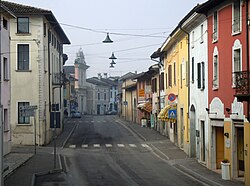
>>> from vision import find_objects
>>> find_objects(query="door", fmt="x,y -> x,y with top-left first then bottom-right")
190,105 -> 196,158
216,127 -> 224,169
237,127 -> 244,176
200,121 -> 205,162
97,105 -> 100,115
180,108 -> 184,148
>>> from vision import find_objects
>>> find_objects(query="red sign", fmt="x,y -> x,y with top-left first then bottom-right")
168,93 -> 176,102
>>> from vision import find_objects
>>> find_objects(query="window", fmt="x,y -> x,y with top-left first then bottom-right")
43,23 -> 46,37
213,11 -> 218,41
200,24 -> 204,43
174,62 -> 176,86
18,102 -> 30,124
17,44 -> 29,70
104,93 -> 106,100
17,17 -> 29,33
191,57 -> 195,83
168,65 -> 172,87
233,0 -> 241,33
110,92 -> 113,98
213,47 -> 219,88
3,17 -> 8,29
197,62 -> 205,90
192,31 -> 195,48
160,72 -> 164,91
4,109 -> 8,131
98,93 -> 100,100
232,39 -> 242,86
165,73 -> 168,89
3,57 -> 9,80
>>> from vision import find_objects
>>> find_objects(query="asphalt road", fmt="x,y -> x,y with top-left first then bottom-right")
54,115 -> 205,186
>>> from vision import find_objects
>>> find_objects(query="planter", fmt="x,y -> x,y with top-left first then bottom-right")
221,162 -> 231,180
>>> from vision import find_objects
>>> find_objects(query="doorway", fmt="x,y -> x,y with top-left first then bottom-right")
180,108 -> 184,148
236,127 -> 244,177
200,120 -> 205,162
216,127 -> 224,169
97,105 -> 100,115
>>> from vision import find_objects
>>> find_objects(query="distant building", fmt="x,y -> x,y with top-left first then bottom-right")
86,73 -> 119,115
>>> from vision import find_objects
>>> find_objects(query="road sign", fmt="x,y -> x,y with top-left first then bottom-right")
168,93 -> 176,102
168,109 -> 177,118
19,105 -> 37,117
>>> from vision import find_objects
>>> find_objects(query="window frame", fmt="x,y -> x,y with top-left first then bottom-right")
17,17 -> 29,34
17,44 -> 30,71
232,39 -> 242,87
213,47 -> 219,89
3,57 -> 9,81
213,11 -> 218,42
18,102 -> 30,124
232,0 -> 242,34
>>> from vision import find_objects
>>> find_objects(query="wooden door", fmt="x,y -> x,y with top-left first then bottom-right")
216,127 -> 224,169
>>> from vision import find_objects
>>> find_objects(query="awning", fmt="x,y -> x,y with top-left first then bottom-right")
158,105 -> 176,122
137,102 -> 152,113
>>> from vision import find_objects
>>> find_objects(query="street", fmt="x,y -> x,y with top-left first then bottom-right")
5,115 -> 243,186
59,115 -> 203,186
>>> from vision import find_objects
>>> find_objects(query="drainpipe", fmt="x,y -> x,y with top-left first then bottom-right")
246,0 -> 250,121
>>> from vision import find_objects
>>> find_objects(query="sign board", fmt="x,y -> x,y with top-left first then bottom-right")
138,89 -> 145,97
19,105 -> 37,117
168,93 -> 176,102
168,109 -> 177,118
50,112 -> 61,128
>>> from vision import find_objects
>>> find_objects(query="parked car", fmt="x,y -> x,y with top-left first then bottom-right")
71,110 -> 81,118
106,110 -> 117,115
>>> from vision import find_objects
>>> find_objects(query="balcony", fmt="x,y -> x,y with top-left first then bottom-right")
234,71 -> 250,102
52,72 -> 65,86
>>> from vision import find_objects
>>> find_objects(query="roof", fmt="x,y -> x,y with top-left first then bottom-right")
196,0 -> 224,14
100,78 -> 118,86
86,77 -> 111,86
2,1 -> 70,44
120,72 -> 137,81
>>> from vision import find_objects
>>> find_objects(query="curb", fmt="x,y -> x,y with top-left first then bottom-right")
3,153 -> 34,179
174,164 -> 223,186
61,123 -> 78,149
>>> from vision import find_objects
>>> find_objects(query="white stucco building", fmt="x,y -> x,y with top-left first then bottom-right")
5,1 -> 70,145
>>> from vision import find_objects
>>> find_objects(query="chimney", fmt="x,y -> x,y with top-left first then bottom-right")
98,73 -> 102,79
104,73 -> 108,79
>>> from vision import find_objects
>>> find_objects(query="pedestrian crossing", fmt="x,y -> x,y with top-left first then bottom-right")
68,143 -> 150,149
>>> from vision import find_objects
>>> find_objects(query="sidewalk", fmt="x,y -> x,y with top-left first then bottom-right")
4,118 -> 75,186
117,118 -> 244,186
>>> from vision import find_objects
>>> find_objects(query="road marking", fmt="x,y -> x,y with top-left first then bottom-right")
129,144 -> 137,148
105,144 -> 112,148
93,144 -> 100,148
117,144 -> 125,147
69,145 -> 76,148
141,144 -> 149,148
82,144 -> 88,148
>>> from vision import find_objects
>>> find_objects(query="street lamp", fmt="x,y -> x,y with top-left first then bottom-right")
102,33 -> 113,43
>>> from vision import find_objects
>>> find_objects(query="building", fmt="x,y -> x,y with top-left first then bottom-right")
5,1 -> 70,145
197,0 -> 248,181
0,4 -> 15,155
74,49 -> 89,114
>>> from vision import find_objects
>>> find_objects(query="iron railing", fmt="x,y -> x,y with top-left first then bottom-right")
234,71 -> 250,99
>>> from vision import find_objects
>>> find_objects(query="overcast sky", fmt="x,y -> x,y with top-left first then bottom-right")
8,0 -> 204,78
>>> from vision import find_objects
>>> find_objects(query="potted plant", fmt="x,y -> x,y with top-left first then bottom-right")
221,159 -> 230,180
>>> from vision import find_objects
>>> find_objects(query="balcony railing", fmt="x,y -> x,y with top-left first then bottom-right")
234,71 -> 250,101
52,72 -> 65,86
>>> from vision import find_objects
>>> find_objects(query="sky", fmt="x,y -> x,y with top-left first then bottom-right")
8,0 -> 204,78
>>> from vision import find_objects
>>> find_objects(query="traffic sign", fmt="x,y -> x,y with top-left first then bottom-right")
168,93 -> 176,102
168,109 -> 177,118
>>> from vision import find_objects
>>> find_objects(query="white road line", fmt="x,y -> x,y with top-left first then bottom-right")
82,144 -> 88,148
129,144 -> 137,148
117,144 -> 125,147
105,144 -> 112,148
69,145 -> 76,148
93,144 -> 100,148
